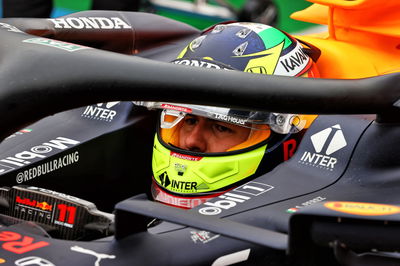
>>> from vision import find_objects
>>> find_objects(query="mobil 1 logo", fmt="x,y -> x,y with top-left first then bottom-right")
299,124 -> 347,171
198,182 -> 274,216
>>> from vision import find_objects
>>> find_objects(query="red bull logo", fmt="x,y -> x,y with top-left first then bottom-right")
15,196 -> 53,211
36,201 -> 52,211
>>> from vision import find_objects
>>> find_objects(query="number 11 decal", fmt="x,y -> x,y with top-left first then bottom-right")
56,204 -> 77,225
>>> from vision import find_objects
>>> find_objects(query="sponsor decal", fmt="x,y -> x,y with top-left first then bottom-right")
81,102 -> 119,122
198,182 -> 273,215
170,152 -> 202,161
16,196 -> 53,211
6,128 -> 33,140
13,205 -> 52,222
283,139 -> 297,161
12,188 -> 81,229
275,42 -> 310,76
15,256 -> 55,266
174,163 -> 187,176
158,172 -> 197,191
170,180 -> 197,190
23,38 -> 89,52
190,230 -> 220,244
286,196 -> 326,213
0,137 -> 80,168
172,59 -> 232,70
70,246 -> 116,266
213,114 -> 246,125
48,17 -> 131,29
242,43 -> 283,75
0,231 -> 49,254
0,22 -> 23,33
0,164 -> 14,175
158,172 -> 171,188
16,151 -> 80,184
54,204 -> 77,228
152,184 -> 204,209
324,201 -> 400,216
246,66 -> 267,74
299,124 -> 347,171
161,104 -> 192,114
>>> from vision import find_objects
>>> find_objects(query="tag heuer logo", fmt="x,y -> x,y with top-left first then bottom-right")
299,124 -> 347,171
310,124 -> 347,155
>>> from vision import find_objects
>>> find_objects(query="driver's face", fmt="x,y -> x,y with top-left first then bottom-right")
178,115 -> 250,153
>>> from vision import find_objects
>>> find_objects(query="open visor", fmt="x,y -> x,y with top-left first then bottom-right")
134,101 -> 306,134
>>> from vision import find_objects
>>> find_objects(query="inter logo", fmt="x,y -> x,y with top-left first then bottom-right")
299,124 -> 347,171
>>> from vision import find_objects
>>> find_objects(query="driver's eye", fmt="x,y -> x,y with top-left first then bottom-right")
214,123 -> 233,133
184,116 -> 198,125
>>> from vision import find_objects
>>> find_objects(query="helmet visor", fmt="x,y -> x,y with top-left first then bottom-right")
134,101 -> 306,134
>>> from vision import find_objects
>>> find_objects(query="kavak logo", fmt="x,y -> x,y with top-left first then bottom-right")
299,124 -> 347,171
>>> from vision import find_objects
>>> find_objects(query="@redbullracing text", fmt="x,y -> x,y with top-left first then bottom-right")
16,152 -> 79,183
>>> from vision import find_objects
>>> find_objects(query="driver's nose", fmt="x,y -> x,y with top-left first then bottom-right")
184,124 -> 207,152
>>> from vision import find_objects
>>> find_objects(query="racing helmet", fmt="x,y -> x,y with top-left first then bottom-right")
137,22 -> 319,209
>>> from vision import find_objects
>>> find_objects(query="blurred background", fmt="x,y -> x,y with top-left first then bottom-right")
0,0 -> 320,33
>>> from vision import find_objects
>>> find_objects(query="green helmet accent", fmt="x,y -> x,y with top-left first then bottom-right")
152,135 -> 267,195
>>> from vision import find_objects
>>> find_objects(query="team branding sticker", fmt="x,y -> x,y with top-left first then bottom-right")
324,201 -> 400,216
16,151 -> 80,184
161,104 -> 192,114
299,124 -> 347,171
48,17 -> 131,29
70,246 -> 116,265
286,196 -> 326,213
275,42 -> 310,76
190,230 -> 220,244
0,22 -> 23,33
198,181 -> 274,215
81,101 -> 120,122
170,152 -> 202,161
0,136 -> 80,168
6,128 -> 33,140
23,38 -> 90,52
172,59 -> 233,70
158,172 -> 198,192
0,231 -> 49,254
